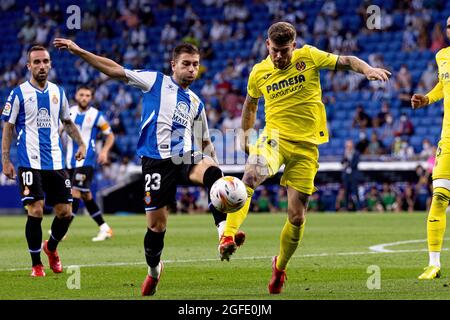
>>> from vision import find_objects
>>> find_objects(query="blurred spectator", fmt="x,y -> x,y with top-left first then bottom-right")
251,35 -> 267,60
381,183 -> 396,211
352,105 -> 372,129
308,193 -> 320,212
161,23 -> 177,46
195,189 -> 209,212
394,113 -> 414,137
366,186 -> 384,212
18,20 -> 36,44
254,187 -> 275,213
210,20 -> 232,42
367,132 -> 385,155
417,62 -> 438,93
419,138 -> 434,160
114,87 -> 133,110
341,140 -> 360,210
276,188 -> 288,212
403,184 -> 416,212
179,187 -> 196,213
392,138 -> 415,159
430,22 -> 446,52
201,79 -> 217,101
375,102 -> 392,127
396,65 -> 413,108
356,131 -> 369,154
335,188 -> 347,211
402,21 -> 418,51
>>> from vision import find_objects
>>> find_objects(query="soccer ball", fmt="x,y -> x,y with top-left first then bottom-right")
210,176 -> 247,213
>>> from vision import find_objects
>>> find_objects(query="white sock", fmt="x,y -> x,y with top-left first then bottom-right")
100,223 -> 110,232
217,220 -> 226,239
148,262 -> 161,279
429,251 -> 441,268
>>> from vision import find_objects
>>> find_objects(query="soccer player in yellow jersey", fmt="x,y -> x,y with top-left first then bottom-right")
412,16 -> 450,280
218,22 -> 391,294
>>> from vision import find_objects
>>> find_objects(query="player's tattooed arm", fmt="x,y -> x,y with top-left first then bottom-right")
240,95 -> 259,154
336,56 -> 391,82
1,122 -> 16,179
62,119 -> 86,160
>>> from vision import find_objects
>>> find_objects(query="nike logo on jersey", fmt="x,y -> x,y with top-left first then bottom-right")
429,219 -> 440,222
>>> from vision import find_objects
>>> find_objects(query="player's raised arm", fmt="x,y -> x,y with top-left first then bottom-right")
240,94 -> 259,154
336,55 -> 391,82
53,38 -> 127,81
412,80 -> 444,109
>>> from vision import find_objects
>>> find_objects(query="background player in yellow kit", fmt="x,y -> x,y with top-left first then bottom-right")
219,22 -> 391,294
411,16 -> 450,280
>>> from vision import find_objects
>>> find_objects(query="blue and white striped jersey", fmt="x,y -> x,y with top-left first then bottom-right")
124,69 -> 210,159
66,105 -> 112,169
1,80 -> 70,170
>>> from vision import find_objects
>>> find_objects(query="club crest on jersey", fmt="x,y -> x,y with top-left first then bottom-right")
52,94 -> 59,105
2,102 -> 11,116
144,192 -> 152,205
37,108 -> 51,128
296,61 -> 306,71
23,186 -> 30,196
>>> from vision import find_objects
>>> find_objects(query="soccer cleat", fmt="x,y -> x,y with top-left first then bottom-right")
418,266 -> 441,280
92,228 -> 113,242
268,256 -> 287,294
42,240 -> 63,273
234,230 -> 246,247
31,264 -> 46,277
141,261 -> 164,296
219,235 -> 237,261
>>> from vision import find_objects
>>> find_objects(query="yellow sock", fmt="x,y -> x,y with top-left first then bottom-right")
276,219 -> 305,271
427,187 -> 450,252
223,186 -> 254,238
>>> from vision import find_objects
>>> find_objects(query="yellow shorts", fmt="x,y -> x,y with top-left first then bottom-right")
249,129 -> 319,195
432,140 -> 450,180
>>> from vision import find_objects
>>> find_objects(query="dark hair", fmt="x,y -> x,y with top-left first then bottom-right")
27,45 -> 48,61
76,84 -> 93,94
268,22 -> 296,46
172,43 -> 200,61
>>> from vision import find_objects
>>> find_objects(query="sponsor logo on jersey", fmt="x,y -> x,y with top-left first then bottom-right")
172,101 -> 190,126
266,75 -> 306,93
37,108 -> 51,128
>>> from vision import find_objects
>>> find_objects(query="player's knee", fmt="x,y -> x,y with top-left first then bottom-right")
54,204 -> 72,219
81,192 -> 92,201
287,208 -> 305,226
27,205 -> 44,217
149,223 -> 166,233
242,171 -> 259,189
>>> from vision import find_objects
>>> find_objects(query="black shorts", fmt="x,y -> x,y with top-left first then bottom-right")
18,167 -> 73,206
67,166 -> 94,192
142,151 -> 205,211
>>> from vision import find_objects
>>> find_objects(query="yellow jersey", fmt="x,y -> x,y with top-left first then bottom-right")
247,45 -> 338,144
426,46 -> 450,147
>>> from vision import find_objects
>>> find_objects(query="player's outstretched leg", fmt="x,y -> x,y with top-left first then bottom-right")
418,185 -> 449,280
219,185 -> 254,261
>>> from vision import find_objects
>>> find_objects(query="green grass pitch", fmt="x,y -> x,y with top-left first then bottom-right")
0,212 -> 449,300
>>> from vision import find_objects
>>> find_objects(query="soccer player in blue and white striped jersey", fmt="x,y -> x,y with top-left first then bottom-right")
1,45 -> 86,277
54,38 -> 245,295
64,85 -> 115,242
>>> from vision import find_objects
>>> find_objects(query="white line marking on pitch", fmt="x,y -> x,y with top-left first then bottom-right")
369,238 -> 450,253
1,244 -> 443,272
